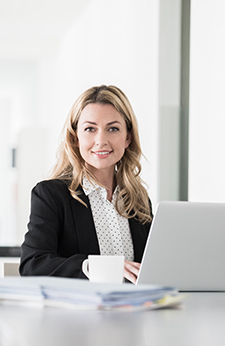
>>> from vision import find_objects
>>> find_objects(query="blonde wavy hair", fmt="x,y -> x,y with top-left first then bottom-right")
50,85 -> 152,224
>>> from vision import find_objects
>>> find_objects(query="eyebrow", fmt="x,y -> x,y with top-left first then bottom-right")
82,121 -> 121,126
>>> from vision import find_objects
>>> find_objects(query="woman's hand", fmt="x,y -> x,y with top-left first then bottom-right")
124,260 -> 141,284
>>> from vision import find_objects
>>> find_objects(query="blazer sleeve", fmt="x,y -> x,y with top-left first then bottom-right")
19,180 -> 100,279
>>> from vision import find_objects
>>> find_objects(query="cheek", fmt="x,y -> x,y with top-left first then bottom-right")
77,144 -> 88,162
76,136 -> 92,152
115,135 -> 129,149
76,131 -> 85,148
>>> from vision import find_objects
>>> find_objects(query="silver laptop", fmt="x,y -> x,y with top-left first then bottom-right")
136,201 -> 225,291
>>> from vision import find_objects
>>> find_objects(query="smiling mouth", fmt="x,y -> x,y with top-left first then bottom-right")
92,150 -> 113,156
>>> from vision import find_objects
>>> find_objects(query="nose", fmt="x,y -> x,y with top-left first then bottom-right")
95,130 -> 108,147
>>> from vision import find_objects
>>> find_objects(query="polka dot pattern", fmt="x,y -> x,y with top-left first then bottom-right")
82,176 -> 134,261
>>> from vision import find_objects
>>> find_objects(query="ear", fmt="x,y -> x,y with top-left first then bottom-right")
125,132 -> 132,148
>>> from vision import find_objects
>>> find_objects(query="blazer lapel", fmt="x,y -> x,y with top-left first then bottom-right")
70,188 -> 100,255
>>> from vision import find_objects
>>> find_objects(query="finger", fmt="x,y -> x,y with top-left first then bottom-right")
125,260 -> 141,269
124,261 -> 140,277
124,261 -> 141,284
123,268 -> 137,284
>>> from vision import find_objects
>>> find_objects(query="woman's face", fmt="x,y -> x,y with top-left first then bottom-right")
76,103 -> 131,177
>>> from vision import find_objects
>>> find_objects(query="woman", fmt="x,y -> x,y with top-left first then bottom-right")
20,85 -> 153,283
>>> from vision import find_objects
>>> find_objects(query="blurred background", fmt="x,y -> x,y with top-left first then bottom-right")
0,0 -> 224,246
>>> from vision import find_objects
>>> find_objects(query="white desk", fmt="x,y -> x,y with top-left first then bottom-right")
0,293 -> 225,346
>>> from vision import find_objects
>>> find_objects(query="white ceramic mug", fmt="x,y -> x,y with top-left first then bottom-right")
82,255 -> 125,283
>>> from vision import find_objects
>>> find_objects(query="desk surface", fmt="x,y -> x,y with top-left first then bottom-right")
0,293 -> 225,346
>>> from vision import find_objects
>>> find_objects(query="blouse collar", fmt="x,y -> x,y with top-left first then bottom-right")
82,175 -> 119,203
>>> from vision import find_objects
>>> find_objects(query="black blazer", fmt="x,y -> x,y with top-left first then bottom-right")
20,179 -> 152,279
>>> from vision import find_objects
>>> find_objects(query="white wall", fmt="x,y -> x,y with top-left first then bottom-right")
189,0 -> 225,202
0,62 -> 48,245
0,99 -> 13,244
17,127 -> 49,244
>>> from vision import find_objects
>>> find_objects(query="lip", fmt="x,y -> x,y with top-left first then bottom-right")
92,150 -> 113,158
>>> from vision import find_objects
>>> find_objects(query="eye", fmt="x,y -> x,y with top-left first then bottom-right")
108,127 -> 119,132
84,126 -> 95,132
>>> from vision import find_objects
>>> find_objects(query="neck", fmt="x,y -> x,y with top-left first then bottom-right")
99,173 -> 116,202
87,167 -> 116,201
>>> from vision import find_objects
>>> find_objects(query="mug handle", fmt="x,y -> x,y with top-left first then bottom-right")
82,259 -> 90,279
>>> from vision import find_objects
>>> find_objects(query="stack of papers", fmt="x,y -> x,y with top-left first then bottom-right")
0,277 -> 184,311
